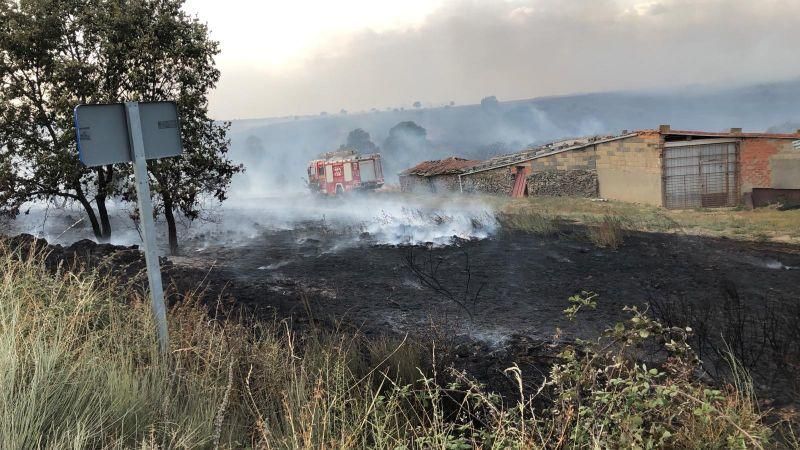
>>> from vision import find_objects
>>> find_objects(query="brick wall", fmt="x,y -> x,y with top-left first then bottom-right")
595,132 -> 663,206
529,147 -> 597,172
739,138 -> 793,192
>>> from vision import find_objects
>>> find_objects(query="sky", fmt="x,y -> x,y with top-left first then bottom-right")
182,0 -> 800,120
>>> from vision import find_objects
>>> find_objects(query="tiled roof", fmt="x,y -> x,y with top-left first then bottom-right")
461,133 -> 637,175
400,157 -> 482,176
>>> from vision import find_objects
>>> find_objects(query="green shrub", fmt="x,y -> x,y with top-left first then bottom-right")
546,293 -> 772,449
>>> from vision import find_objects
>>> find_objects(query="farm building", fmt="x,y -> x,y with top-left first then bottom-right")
399,157 -> 481,193
454,126 -> 800,208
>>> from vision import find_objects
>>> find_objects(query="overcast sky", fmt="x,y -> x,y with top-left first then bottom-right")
182,0 -> 800,120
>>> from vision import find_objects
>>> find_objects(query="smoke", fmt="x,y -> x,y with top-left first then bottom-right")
193,193 -> 499,249
6,193 -> 499,251
226,77 -> 800,196
210,0 -> 800,119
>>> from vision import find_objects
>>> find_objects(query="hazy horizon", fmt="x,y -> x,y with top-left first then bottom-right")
182,0 -> 800,120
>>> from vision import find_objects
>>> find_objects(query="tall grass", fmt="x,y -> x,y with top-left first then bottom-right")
0,241 -> 781,448
586,214 -> 626,249
497,210 -> 560,235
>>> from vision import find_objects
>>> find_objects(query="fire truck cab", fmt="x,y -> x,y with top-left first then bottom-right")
307,149 -> 384,196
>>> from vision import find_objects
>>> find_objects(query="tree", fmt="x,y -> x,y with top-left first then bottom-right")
0,0 -> 241,253
481,95 -> 499,109
344,128 -> 377,153
382,121 -> 429,176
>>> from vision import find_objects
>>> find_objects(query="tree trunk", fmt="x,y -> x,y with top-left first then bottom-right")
163,192 -> 178,255
94,165 -> 114,241
96,195 -> 112,241
74,189 -> 103,240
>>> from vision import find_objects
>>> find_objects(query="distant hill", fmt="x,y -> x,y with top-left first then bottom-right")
228,78 -> 800,196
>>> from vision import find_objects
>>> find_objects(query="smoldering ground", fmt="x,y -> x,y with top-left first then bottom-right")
4,193 -> 500,250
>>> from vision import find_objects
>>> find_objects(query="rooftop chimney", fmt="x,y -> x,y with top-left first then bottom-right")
658,124 -> 671,133
730,127 -> 742,133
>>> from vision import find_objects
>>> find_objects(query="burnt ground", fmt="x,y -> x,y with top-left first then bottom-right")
7,222 -> 800,407
175,225 -> 799,339
169,224 -> 800,404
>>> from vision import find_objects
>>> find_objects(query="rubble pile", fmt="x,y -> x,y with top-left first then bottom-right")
526,169 -> 598,197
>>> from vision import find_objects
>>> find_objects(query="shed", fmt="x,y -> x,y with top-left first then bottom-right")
456,126 -> 800,208
399,157 -> 481,194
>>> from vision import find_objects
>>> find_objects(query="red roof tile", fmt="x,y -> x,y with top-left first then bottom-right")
400,157 -> 482,176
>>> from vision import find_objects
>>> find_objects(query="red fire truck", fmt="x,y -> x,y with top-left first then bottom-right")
307,149 -> 384,195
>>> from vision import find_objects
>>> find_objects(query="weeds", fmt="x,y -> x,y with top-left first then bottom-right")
497,210 -> 561,235
585,214 -> 626,249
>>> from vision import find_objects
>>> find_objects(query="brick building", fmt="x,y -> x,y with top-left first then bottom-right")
450,126 -> 800,208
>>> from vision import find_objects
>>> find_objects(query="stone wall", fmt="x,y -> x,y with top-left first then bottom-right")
399,175 -> 433,193
400,174 -> 464,193
461,167 -> 514,195
526,169 -> 598,197
430,174 -> 462,193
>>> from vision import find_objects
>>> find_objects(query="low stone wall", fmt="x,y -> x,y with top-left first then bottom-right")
399,175 -> 433,193
461,167 -> 514,195
526,169 -> 599,197
430,174 -> 461,193
400,174 -> 463,193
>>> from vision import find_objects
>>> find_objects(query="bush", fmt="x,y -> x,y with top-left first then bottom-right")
547,293 -> 772,448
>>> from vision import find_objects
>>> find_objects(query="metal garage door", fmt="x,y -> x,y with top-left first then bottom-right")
663,142 -> 739,209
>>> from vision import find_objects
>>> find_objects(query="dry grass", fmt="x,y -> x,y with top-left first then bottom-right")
586,215 -> 626,249
497,210 -> 560,235
491,195 -> 800,243
0,239 -> 783,448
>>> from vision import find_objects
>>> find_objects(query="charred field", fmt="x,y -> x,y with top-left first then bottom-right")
7,194 -> 800,409
163,198 -> 800,407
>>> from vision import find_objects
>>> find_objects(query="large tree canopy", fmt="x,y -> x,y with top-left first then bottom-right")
0,0 -> 241,253
344,128 -> 378,154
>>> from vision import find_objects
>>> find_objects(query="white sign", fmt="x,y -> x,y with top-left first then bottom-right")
793,140 -> 800,149
74,101 -> 181,167
73,101 -> 181,353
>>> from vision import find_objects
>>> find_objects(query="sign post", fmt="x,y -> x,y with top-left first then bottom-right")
125,102 -> 169,353
74,101 -> 182,354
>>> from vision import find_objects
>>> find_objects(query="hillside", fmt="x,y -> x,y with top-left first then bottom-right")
228,79 -> 800,196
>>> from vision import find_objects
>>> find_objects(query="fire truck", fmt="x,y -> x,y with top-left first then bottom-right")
307,148 -> 384,195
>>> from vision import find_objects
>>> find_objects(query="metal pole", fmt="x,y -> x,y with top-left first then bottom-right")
125,101 -> 169,354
